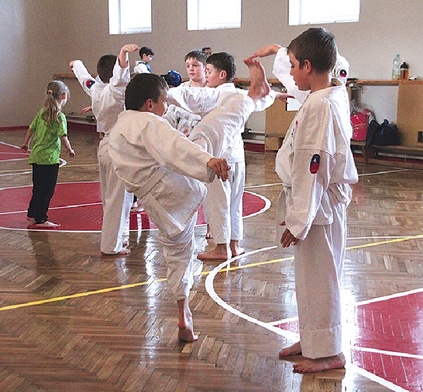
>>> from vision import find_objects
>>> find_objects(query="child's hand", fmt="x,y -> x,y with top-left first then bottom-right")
280,225 -> 299,248
20,144 -> 29,152
244,44 -> 281,62
121,44 -> 140,54
80,106 -> 92,114
69,60 -> 75,70
275,92 -> 295,103
68,149 -> 75,158
207,158 -> 230,181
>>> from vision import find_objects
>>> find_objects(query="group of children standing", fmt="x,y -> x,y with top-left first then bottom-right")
21,28 -> 358,374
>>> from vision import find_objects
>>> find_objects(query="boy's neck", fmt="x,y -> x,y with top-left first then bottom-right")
309,73 -> 332,93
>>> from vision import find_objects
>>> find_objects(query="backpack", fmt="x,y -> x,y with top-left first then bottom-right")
365,119 -> 401,148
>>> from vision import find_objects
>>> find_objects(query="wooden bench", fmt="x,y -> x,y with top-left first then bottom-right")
351,140 -> 423,168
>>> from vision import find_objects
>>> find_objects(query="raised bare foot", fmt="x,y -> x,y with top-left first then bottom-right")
244,58 -> 271,102
279,341 -> 302,357
197,248 -> 229,261
293,352 -> 346,373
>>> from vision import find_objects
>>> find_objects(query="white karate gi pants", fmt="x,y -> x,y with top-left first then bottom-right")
203,161 -> 245,244
157,213 -> 197,300
278,188 -> 346,359
98,138 -> 133,254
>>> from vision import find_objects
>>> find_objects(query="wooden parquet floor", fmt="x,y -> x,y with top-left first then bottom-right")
0,130 -> 422,391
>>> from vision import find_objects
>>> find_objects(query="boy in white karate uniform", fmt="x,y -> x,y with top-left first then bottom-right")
109,61 -> 271,342
167,53 -> 285,260
248,28 -> 358,373
70,44 -> 139,255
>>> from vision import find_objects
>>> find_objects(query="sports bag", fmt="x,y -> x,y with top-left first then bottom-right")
365,119 -> 400,148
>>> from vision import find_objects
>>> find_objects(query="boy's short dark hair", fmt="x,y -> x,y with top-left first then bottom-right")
287,27 -> 337,73
125,73 -> 168,110
206,52 -> 236,82
97,54 -> 117,83
139,46 -> 154,58
185,50 -> 207,65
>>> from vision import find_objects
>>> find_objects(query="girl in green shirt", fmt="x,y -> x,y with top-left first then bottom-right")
21,80 -> 75,229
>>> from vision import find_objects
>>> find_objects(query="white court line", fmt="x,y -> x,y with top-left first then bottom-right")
205,244 -> 423,392
0,201 -> 103,216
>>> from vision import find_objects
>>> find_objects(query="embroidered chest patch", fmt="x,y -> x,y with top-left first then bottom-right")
310,154 -> 320,174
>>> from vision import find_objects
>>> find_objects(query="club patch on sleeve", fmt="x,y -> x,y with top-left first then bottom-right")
85,80 -> 95,89
309,154 -> 320,174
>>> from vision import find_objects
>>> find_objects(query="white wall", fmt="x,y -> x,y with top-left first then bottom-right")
1,0 -> 422,127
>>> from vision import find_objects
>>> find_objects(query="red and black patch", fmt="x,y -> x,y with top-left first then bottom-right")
309,154 -> 320,174
85,80 -> 95,89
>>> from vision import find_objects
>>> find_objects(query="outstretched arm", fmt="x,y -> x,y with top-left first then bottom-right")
118,44 -> 140,68
244,44 -> 282,62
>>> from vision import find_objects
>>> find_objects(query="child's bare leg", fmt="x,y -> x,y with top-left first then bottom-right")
279,341 -> 302,358
245,59 -> 271,102
293,352 -> 346,373
197,243 -> 230,260
177,298 -> 198,342
230,240 -> 244,257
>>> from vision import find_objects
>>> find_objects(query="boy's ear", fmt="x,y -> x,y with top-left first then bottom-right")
219,70 -> 227,81
145,98 -> 154,112
304,59 -> 312,73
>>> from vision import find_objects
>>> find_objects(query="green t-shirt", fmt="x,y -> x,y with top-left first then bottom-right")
28,109 -> 67,165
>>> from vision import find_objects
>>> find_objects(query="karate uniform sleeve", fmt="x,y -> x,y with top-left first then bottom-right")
189,93 -> 256,157
108,60 -> 131,102
140,116 -> 215,183
71,60 -> 95,97
273,47 -> 309,104
167,87 -> 221,118
285,102 -> 336,240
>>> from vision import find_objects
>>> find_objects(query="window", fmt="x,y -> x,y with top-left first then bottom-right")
187,0 -> 242,31
109,0 -> 152,34
289,0 -> 360,25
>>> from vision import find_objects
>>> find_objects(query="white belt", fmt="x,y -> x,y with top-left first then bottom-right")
135,166 -> 167,199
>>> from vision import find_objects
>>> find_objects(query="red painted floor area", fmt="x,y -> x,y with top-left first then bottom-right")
0,141 -> 29,161
0,182 -> 268,231
274,290 -> 423,391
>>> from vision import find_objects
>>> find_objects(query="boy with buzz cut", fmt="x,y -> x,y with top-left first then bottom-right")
108,60 -> 271,342
251,28 -> 358,373
166,52 -> 289,260
70,43 -> 139,256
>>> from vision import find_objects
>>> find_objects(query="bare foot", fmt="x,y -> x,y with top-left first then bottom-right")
279,341 -> 302,358
197,246 -> 229,261
101,248 -> 131,256
244,58 -> 271,102
230,240 -> 244,257
177,298 -> 198,342
29,221 -> 61,229
293,352 -> 346,373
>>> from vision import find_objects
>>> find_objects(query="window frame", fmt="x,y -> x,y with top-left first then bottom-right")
289,0 -> 360,26
187,0 -> 242,31
109,0 -> 152,35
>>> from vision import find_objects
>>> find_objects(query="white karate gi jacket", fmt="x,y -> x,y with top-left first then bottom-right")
71,60 -> 128,135
275,79 -> 358,240
109,111 -> 216,238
